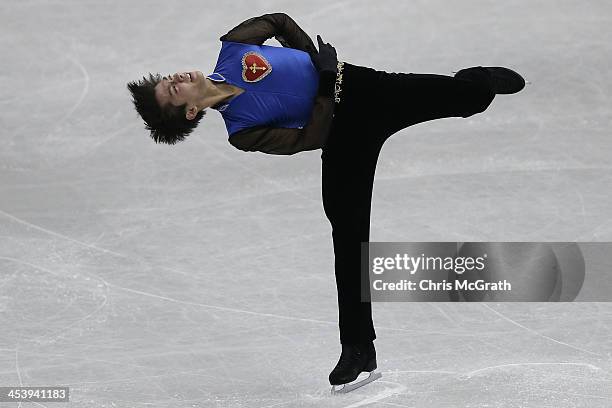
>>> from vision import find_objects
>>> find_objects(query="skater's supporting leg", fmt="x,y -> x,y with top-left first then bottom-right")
320,64 -> 387,345
322,137 -> 381,344
322,136 -> 383,390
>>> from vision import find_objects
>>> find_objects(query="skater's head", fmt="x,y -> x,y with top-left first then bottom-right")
127,72 -> 206,145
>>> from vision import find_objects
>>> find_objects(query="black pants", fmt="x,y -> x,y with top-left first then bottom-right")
321,63 -> 495,344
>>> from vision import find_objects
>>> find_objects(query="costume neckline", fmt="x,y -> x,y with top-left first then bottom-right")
207,72 -> 226,83
206,72 -> 245,112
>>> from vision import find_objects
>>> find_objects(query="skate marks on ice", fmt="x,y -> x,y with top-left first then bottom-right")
463,362 -> 601,379
481,303 -> 602,357
371,362 -> 610,406
300,361 -> 607,407
297,376 -> 407,408
335,380 -> 408,408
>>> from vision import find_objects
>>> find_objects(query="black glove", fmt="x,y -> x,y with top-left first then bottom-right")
311,34 -> 338,74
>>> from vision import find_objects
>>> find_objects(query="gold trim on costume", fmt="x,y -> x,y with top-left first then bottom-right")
334,61 -> 345,104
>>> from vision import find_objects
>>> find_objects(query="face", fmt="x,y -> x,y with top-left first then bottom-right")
154,71 -> 204,118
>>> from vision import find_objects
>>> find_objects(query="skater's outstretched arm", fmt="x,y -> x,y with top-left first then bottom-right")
220,13 -> 317,57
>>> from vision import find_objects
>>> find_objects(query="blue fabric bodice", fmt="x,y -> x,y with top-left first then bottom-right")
207,41 -> 319,136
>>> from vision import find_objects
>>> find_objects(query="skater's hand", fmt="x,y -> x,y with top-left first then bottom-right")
311,34 -> 338,74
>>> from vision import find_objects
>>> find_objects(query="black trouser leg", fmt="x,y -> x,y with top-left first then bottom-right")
374,68 -> 495,138
322,136 -> 382,344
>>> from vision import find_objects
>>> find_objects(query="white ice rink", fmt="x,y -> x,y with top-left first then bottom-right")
1,0 -> 612,406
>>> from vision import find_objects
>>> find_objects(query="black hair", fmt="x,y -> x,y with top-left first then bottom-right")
127,73 -> 206,145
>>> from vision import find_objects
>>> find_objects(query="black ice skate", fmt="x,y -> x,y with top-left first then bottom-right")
329,342 -> 382,394
456,66 -> 526,95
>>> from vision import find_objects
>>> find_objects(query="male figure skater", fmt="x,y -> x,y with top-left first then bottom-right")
127,12 -> 525,393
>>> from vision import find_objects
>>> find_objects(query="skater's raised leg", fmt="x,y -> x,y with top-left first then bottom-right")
372,65 -> 525,139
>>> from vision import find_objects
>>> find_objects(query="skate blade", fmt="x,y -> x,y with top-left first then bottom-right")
331,371 -> 382,395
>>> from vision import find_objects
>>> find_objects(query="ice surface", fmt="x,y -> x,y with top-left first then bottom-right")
1,0 -> 612,406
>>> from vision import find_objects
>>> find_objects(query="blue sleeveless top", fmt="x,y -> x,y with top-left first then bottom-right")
207,41 -> 319,136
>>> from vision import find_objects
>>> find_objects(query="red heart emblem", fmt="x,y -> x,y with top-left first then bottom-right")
241,52 -> 272,83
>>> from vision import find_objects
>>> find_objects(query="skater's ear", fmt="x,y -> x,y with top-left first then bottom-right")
185,105 -> 200,120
